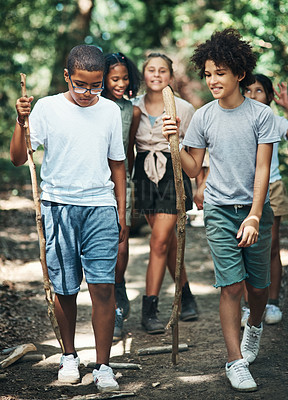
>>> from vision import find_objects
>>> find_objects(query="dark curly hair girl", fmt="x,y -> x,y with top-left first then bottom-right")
191,28 -> 257,88
102,52 -> 141,99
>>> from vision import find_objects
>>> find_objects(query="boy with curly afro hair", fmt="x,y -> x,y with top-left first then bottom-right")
163,28 -> 279,392
191,28 -> 256,89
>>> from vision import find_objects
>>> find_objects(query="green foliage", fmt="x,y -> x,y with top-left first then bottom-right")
1,0 -> 288,184
0,152 -> 41,193
0,0 -> 91,149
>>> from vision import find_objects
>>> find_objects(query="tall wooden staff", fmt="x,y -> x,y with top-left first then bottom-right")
162,86 -> 186,365
20,73 -> 64,352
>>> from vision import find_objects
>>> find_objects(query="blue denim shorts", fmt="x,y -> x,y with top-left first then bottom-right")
41,202 -> 120,295
203,202 -> 273,288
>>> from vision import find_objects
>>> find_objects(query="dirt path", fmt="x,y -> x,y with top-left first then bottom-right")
1,192 -> 288,400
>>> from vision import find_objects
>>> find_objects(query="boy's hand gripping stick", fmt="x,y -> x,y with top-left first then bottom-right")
20,73 -> 64,352
162,85 -> 186,365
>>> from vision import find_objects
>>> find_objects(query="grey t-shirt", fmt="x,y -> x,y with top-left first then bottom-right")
183,97 -> 279,206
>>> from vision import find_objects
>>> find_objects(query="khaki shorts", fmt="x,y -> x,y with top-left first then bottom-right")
269,180 -> 288,217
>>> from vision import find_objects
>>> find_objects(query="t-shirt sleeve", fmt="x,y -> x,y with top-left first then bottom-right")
182,109 -> 206,148
29,99 -> 47,151
258,107 -> 280,144
108,106 -> 126,161
278,116 -> 288,141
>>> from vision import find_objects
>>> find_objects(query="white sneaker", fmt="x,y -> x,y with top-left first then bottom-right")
58,354 -> 80,383
265,304 -> 282,324
93,364 -> 119,393
241,322 -> 263,364
241,306 -> 250,328
226,359 -> 257,392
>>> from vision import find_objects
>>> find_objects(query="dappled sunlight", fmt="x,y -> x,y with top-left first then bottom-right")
280,248 -> 288,264
178,373 -> 220,384
77,282 -> 141,304
39,334 -> 134,366
77,287 -> 91,305
36,351 -> 61,367
0,260 -> 42,282
166,282 -> 215,296
128,238 -> 150,255
111,336 -> 133,357
126,287 -> 141,301
48,372 -> 94,387
0,195 -> 34,210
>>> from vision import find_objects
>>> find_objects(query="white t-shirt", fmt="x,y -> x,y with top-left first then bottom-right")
29,94 -> 125,206
183,97 -> 279,206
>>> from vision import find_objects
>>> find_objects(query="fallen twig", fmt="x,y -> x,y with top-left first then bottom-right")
19,353 -> 46,362
137,343 -> 188,356
0,343 -> 37,369
87,362 -> 142,370
57,392 -> 136,400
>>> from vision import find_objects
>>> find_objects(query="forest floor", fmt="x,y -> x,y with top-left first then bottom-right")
1,186 -> 288,400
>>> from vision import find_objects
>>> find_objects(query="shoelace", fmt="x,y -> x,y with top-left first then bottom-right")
232,361 -> 252,383
61,357 -> 79,371
96,370 -> 116,385
266,304 -> 279,314
243,329 -> 261,352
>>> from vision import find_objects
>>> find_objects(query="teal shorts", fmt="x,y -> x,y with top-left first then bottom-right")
203,202 -> 274,288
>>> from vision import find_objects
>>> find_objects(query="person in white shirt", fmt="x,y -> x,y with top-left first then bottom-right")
11,44 -> 126,393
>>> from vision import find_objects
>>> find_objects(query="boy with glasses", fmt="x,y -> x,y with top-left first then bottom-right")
11,44 -> 126,393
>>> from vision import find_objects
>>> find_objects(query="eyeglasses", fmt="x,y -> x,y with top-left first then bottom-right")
68,71 -> 104,95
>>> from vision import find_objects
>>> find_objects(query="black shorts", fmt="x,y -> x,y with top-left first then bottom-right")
133,151 -> 193,215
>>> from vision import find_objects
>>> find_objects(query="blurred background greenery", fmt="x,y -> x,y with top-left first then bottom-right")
0,0 -> 287,189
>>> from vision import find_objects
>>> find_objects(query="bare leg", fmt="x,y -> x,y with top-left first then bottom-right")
269,216 -> 282,300
246,281 -> 268,327
115,227 -> 130,284
54,293 -> 77,354
88,283 -> 115,365
166,229 -> 188,287
243,284 -> 248,303
145,213 -> 177,296
219,281 -> 244,362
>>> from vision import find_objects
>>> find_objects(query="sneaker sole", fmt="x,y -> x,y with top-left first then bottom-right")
58,375 -> 80,384
141,324 -> 165,334
145,328 -> 165,334
231,384 -> 257,392
180,314 -> 198,322
265,318 -> 282,325
97,385 -> 120,393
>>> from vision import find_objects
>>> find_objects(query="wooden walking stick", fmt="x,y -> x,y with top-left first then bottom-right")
20,73 -> 64,352
162,86 -> 186,365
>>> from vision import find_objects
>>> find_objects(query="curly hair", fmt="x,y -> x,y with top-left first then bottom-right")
67,45 -> 105,75
102,52 -> 141,99
191,28 -> 257,88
